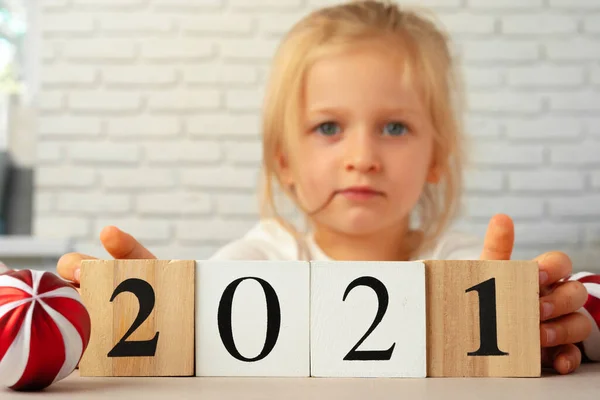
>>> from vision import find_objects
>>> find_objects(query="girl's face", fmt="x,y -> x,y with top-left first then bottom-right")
278,44 -> 439,237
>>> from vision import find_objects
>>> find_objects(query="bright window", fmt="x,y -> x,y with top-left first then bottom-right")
0,0 -> 27,95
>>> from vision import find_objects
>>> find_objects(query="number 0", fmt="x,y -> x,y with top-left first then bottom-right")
217,277 -> 282,362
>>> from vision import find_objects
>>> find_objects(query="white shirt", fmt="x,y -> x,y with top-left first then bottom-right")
209,218 -> 484,261
0,262 -> 9,274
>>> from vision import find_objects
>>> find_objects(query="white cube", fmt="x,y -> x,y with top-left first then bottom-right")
310,260 -> 426,377
196,260 -> 310,377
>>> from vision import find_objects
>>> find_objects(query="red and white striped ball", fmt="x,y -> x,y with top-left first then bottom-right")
569,272 -> 600,362
0,269 -> 91,391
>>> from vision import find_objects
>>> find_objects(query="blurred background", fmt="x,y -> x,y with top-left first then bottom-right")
0,0 -> 598,272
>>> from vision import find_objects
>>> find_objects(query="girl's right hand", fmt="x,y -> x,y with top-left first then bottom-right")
57,225 -> 156,286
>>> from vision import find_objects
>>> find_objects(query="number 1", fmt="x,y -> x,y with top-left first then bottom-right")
466,277 -> 509,357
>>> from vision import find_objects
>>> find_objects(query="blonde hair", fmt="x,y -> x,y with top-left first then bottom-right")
259,0 -> 469,260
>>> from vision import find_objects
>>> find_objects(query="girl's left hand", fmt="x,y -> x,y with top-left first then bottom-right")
480,214 -> 592,375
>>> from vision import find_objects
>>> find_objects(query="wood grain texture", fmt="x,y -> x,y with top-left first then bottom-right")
79,259 -> 195,377
424,260 -> 540,377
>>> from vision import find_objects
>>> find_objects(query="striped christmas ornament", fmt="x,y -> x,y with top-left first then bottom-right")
568,272 -> 600,362
0,269 -> 91,391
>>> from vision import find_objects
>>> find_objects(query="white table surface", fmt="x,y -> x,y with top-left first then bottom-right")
2,363 -> 599,399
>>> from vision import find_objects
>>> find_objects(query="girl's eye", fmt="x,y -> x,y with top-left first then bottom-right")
316,122 -> 340,136
383,122 -> 408,136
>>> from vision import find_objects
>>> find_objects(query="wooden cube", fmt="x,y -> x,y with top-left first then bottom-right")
79,259 -> 195,377
424,259 -> 540,377
195,260 -> 310,377
310,261 -> 427,378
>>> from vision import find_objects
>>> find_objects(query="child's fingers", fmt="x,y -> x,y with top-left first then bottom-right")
479,213 -> 514,260
540,280 -> 588,321
532,251 -> 573,289
56,227 -> 155,287
57,252 -> 98,284
542,343 -> 582,375
99,225 -> 156,260
540,312 -> 592,348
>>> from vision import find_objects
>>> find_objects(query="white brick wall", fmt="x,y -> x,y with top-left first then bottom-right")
35,0 -> 600,271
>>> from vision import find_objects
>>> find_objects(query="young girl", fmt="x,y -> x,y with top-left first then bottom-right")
55,0 -> 598,375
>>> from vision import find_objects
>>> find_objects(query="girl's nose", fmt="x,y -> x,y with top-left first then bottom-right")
344,133 -> 382,173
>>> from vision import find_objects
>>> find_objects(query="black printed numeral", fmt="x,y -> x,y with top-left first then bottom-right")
217,277 -> 281,362
107,278 -> 159,358
343,276 -> 396,361
466,277 -> 509,357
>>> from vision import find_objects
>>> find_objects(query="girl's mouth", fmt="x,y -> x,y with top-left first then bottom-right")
337,186 -> 384,201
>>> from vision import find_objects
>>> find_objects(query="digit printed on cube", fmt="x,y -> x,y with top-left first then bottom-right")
79,260 -> 195,377
195,260 -> 310,377
310,260 -> 427,378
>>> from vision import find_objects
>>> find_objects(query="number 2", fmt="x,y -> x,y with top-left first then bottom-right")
343,276 -> 396,361
107,278 -> 159,358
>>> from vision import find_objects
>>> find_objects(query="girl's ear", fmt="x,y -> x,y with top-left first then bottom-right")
426,164 -> 441,184
276,150 -> 294,186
